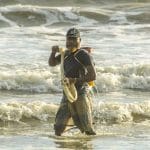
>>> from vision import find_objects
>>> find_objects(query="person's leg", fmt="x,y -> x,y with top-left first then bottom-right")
68,102 -> 84,133
73,94 -> 96,135
54,96 -> 71,136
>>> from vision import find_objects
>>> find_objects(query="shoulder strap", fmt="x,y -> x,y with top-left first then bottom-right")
74,49 -> 96,87
64,50 -> 70,60
73,49 -> 86,68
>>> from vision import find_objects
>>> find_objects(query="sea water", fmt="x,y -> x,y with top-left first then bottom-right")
0,0 -> 150,149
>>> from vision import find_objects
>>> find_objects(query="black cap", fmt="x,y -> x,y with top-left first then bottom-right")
66,28 -> 80,38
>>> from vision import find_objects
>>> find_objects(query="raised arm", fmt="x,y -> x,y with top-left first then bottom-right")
48,46 -> 61,66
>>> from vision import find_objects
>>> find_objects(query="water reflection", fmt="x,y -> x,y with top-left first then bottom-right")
54,135 -> 93,150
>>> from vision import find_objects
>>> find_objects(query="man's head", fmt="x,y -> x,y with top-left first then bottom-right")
66,28 -> 81,51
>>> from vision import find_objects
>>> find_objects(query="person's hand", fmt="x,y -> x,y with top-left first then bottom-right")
52,45 -> 59,53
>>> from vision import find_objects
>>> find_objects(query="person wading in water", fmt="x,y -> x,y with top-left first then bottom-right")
48,28 -> 96,136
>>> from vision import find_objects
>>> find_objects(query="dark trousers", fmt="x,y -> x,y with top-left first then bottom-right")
54,90 -> 95,136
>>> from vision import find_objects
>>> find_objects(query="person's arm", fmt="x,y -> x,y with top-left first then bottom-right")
74,65 -> 96,83
69,64 -> 96,84
48,46 -> 61,66
76,64 -> 96,84
69,50 -> 96,84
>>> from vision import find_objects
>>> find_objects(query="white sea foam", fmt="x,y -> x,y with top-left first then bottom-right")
0,101 -> 58,122
0,64 -> 149,93
94,101 -> 150,124
0,69 -> 61,93
0,100 -> 150,124
96,64 -> 150,92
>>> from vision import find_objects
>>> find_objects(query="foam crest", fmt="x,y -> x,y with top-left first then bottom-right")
0,101 -> 58,122
0,101 -> 150,125
96,64 -> 150,92
0,5 -> 55,27
94,101 -> 150,124
0,5 -> 97,27
0,2 -> 149,28
96,73 -> 121,92
0,69 -> 61,93
0,63 -> 149,93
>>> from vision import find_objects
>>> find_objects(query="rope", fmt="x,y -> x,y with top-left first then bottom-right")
59,48 -> 77,103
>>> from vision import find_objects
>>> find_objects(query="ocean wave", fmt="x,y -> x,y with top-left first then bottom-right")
0,0 -> 121,7
94,101 -> 150,124
0,101 -> 150,125
127,12 -> 150,24
1,0 -> 150,7
0,5 -> 97,28
0,69 -> 62,93
78,8 -> 111,24
0,64 -> 149,93
0,101 -> 58,122
96,64 -> 150,92
0,4 -> 149,28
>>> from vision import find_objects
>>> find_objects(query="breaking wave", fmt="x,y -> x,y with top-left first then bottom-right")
0,3 -> 150,28
0,100 -> 150,125
96,63 -> 150,92
94,101 -> 150,124
0,64 -> 149,93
